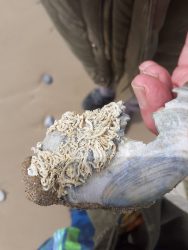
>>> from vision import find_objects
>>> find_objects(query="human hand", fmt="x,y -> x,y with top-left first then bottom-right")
132,33 -> 188,134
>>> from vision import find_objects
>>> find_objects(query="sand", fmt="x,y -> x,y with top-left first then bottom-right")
0,1 -> 91,249
1,1 -> 185,250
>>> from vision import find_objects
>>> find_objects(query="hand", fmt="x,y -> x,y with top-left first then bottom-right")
132,33 -> 188,134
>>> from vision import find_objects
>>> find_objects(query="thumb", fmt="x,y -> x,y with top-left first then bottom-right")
132,74 -> 172,134
172,33 -> 188,87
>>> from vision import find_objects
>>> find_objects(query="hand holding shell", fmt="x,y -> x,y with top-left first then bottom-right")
22,85 -> 188,210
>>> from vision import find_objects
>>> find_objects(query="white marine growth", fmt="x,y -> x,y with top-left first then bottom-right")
28,102 -> 129,198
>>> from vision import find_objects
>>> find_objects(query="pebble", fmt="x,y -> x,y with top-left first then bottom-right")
42,74 -> 53,85
44,115 -> 55,128
0,190 -> 6,202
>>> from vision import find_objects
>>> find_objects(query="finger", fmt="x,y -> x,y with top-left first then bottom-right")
139,60 -> 172,89
172,66 -> 188,87
172,33 -> 188,87
132,74 -> 172,134
177,33 -> 188,67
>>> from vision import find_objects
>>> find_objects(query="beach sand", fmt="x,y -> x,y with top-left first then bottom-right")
0,1 -> 90,249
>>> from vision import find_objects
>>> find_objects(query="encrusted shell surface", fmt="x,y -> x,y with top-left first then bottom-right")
29,101 -> 129,198
23,85 -> 188,210
66,86 -> 188,209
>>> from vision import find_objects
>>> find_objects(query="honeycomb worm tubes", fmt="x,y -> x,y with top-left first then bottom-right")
22,85 -> 188,210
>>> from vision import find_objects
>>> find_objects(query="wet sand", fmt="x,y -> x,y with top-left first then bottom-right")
0,1 -> 92,249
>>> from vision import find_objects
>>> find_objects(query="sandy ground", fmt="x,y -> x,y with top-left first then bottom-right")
0,1 -> 92,249
0,1 -> 187,250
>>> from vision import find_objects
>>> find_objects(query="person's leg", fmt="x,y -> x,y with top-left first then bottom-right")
82,0 -> 133,110
41,0 -> 133,110
153,0 -> 188,73
41,0 -> 115,110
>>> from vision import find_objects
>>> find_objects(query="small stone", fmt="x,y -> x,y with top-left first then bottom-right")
42,74 -> 53,85
0,190 -> 6,202
44,115 -> 55,128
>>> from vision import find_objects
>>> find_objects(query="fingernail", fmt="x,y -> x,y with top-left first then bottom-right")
140,68 -> 159,78
132,83 -> 147,109
139,61 -> 154,71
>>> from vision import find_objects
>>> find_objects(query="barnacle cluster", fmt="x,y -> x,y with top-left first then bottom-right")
28,101 -> 129,198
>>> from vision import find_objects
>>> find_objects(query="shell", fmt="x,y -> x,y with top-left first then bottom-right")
22,85 -> 188,210
28,101 -> 129,199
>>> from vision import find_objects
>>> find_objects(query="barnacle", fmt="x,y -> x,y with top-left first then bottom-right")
28,101 -> 129,198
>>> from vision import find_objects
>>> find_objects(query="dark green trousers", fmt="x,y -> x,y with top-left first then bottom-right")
41,0 -> 188,90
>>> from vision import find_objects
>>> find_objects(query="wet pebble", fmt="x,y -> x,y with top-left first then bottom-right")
0,190 -> 6,202
44,115 -> 55,128
42,74 -> 53,85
